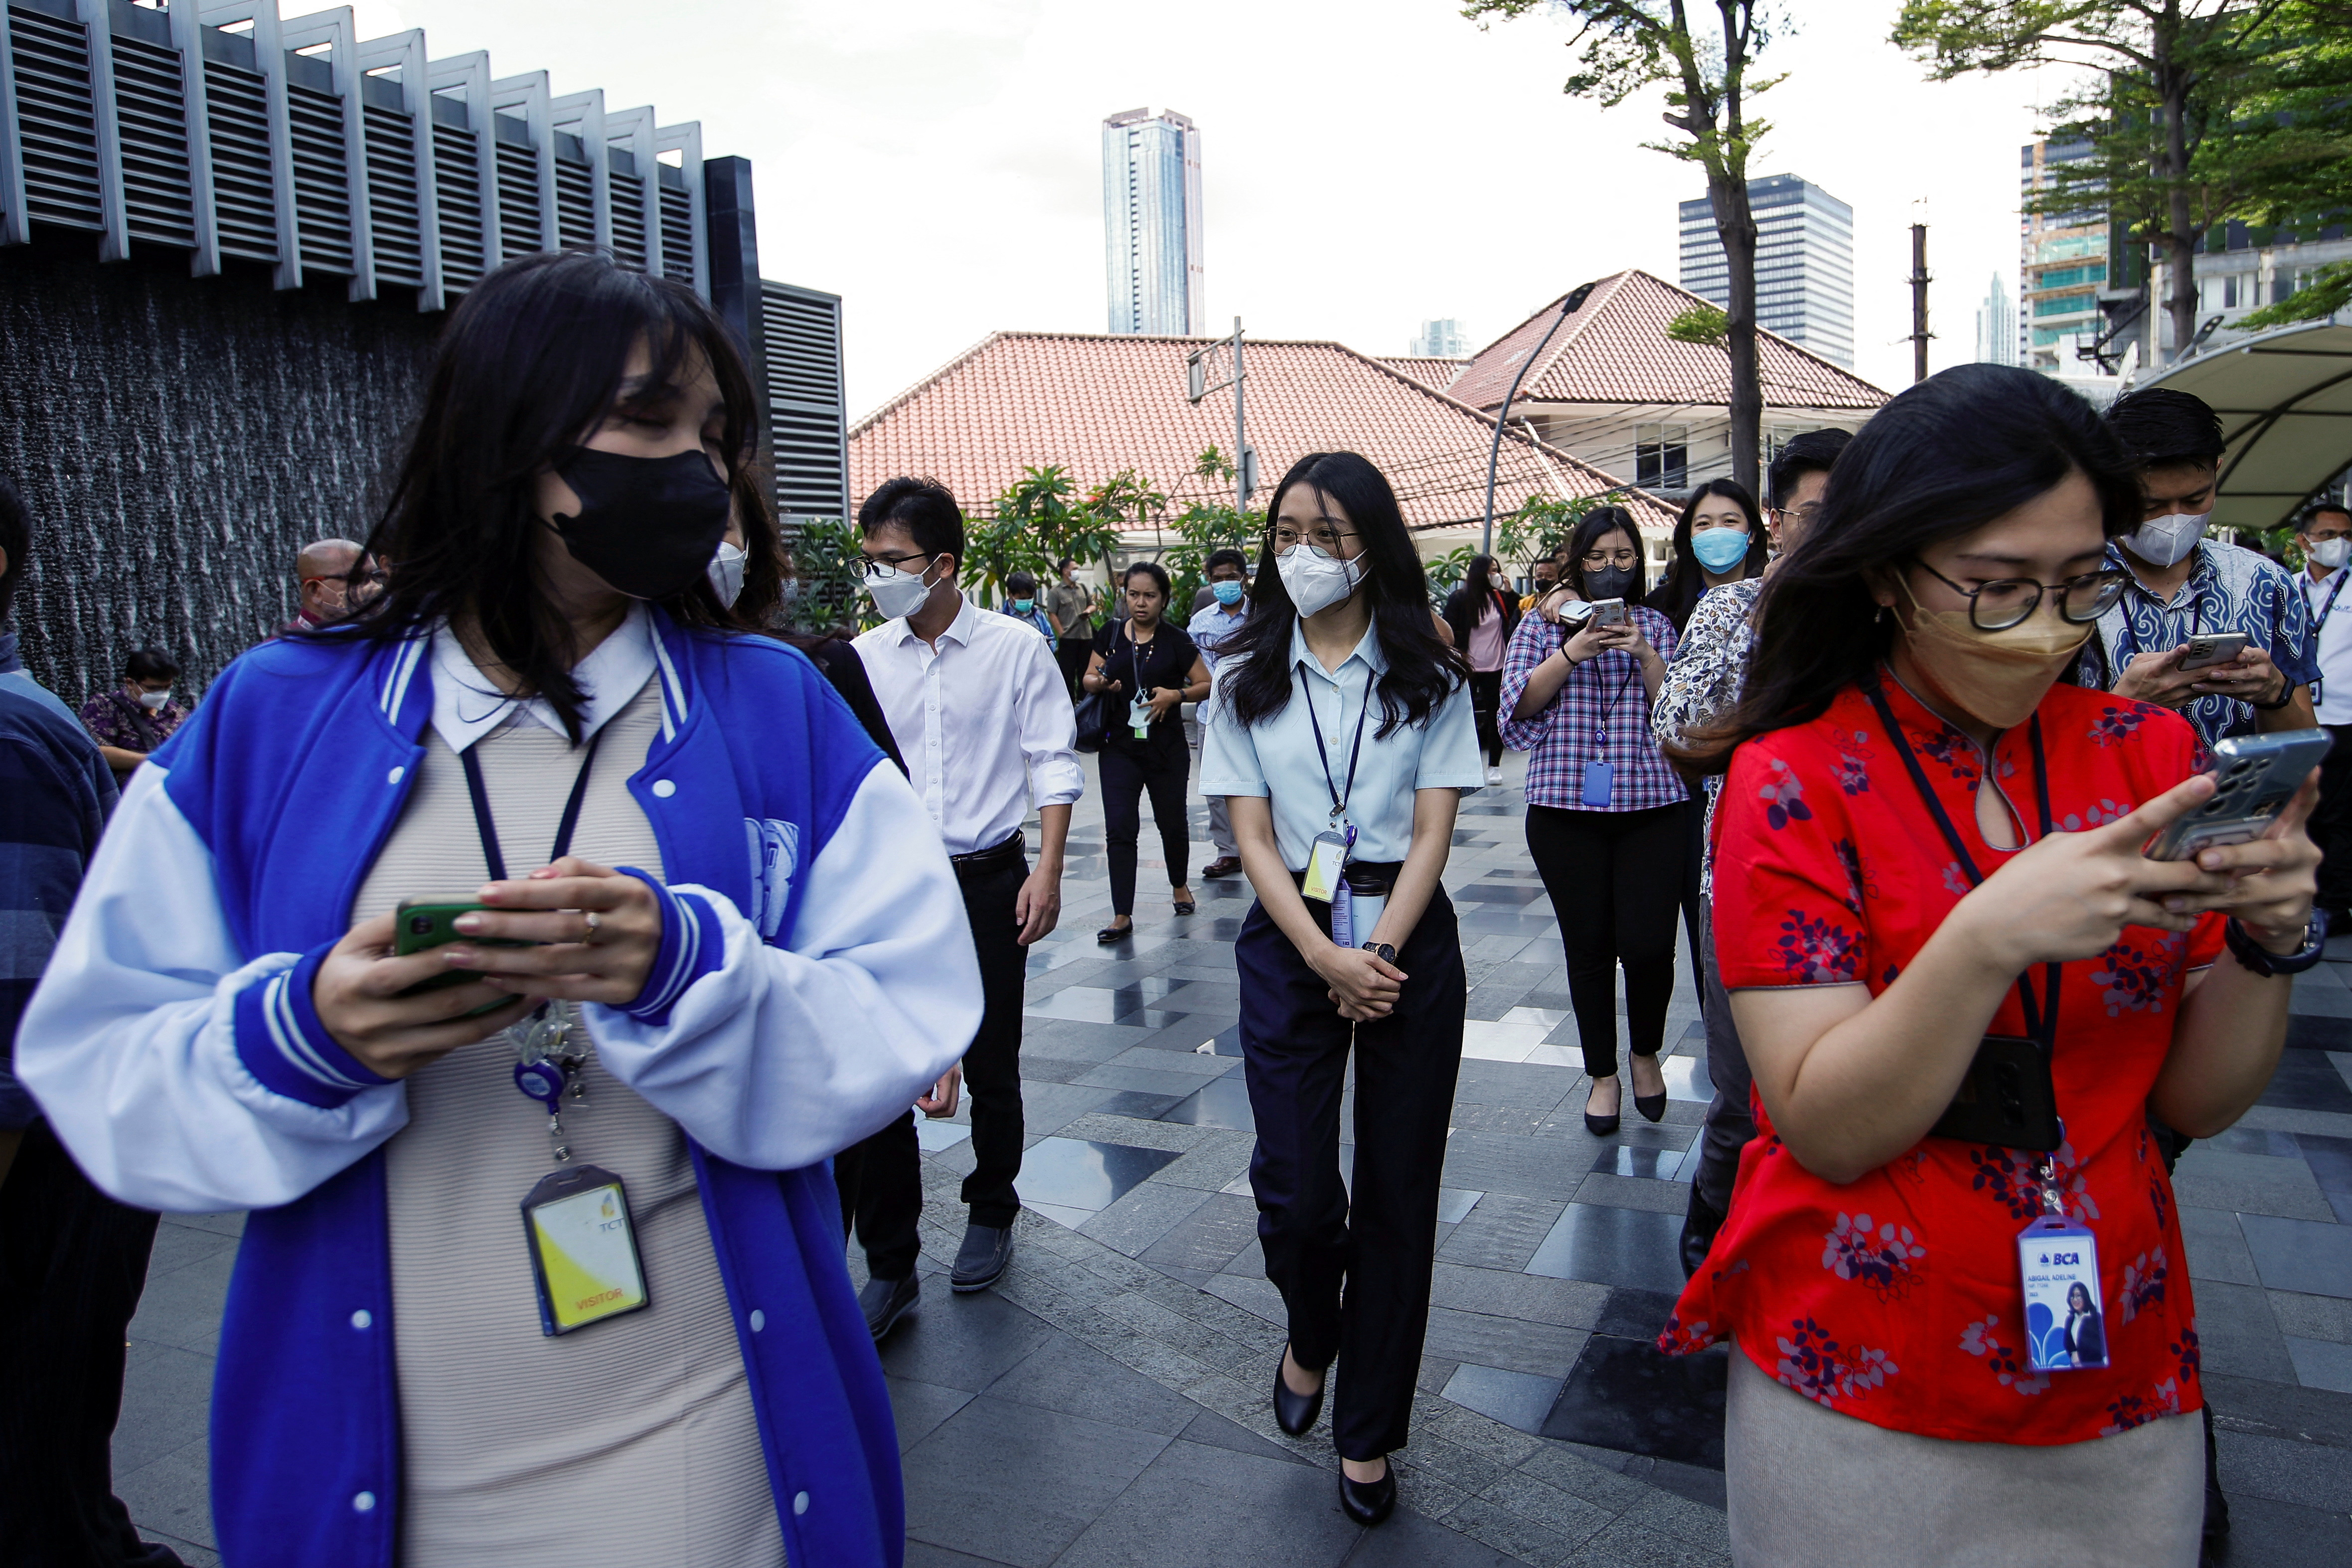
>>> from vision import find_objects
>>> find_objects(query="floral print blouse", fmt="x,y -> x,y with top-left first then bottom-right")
1662,673 -> 2222,1445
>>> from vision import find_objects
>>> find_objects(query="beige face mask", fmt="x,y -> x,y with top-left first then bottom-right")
1895,575 -> 2093,730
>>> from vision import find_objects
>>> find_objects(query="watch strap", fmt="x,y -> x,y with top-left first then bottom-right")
1361,940 -> 1397,963
2225,909 -> 2328,976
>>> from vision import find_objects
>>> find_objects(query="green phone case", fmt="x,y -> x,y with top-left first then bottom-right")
393,898 -> 525,997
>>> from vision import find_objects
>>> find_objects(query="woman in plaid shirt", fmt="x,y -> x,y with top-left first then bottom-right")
1499,506 -> 1686,1135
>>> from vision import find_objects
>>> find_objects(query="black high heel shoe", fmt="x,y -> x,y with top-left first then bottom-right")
1339,1462 -> 1396,1527
1631,1054 -> 1667,1123
1583,1077 -> 1620,1137
1272,1354 -> 1324,1436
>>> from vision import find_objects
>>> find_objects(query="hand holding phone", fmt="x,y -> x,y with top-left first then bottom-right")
2144,730 -> 2332,861
2178,631 -> 2250,673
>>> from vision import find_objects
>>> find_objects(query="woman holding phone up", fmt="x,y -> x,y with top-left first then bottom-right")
19,253 -> 978,1568
1499,505 -> 1685,1135
1200,452 -> 1482,1527
1659,365 -> 2319,1565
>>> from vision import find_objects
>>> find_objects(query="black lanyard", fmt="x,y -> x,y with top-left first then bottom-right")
1302,664 -> 1376,822
1864,679 -> 2061,1053
460,727 -> 606,882
2303,569 -> 2348,632
1586,652 -> 1638,754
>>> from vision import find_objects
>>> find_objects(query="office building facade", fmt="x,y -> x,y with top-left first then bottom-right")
2019,139 -> 2112,371
1678,174 -> 1856,368
1974,272 -> 2019,365
1411,318 -> 1468,357
1102,107 -> 1202,335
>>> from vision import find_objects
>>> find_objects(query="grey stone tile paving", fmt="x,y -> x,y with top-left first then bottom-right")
108,749 -> 2352,1562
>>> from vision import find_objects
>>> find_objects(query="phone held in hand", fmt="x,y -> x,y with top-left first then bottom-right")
393,894 -> 531,998
2178,631 -> 2251,672
1586,598 -> 1627,628
2144,729 -> 2332,862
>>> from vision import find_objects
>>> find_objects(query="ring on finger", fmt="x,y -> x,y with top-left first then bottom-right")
582,910 -> 604,943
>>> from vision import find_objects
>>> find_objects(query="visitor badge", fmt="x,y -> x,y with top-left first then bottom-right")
1301,828 -> 1352,904
2016,1215 -> 2107,1373
521,1165 -> 649,1336
1129,697 -> 1153,738
1580,760 -> 1614,808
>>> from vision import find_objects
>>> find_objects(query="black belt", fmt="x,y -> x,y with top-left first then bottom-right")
950,831 -> 1027,872
1290,859 -> 1402,900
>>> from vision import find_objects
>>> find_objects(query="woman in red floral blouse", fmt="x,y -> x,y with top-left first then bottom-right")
1662,365 -> 2321,1566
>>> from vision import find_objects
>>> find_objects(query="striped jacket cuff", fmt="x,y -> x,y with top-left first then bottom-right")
616,868 -> 724,1025
232,945 -> 396,1109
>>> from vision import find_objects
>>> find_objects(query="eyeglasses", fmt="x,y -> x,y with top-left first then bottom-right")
1267,524 -> 1357,553
1771,503 -> 1823,526
859,549 -> 935,581
1580,547 -> 1639,568
1910,559 -> 2131,631
2306,530 -> 2352,543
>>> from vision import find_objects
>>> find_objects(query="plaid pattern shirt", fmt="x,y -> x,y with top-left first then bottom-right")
1499,604 -> 1686,812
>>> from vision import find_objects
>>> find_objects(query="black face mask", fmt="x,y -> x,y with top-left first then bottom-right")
1586,564 -> 1642,603
547,447 -> 730,601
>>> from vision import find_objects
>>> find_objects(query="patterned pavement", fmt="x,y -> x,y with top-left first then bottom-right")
108,748 -> 2352,1566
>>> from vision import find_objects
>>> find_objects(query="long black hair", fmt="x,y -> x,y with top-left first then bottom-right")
1563,505 -> 1645,601
1218,452 -> 1467,738
332,251 -> 779,740
1671,364 -> 2143,777
1648,479 -> 1764,632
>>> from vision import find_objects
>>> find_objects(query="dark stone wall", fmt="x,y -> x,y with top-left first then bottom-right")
0,229 -> 437,705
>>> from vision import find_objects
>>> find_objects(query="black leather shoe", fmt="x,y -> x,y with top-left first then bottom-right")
1272,1354 -> 1324,1436
1338,1464 -> 1396,1527
1631,1055 -> 1668,1122
951,1223 -> 1013,1293
859,1272 -> 919,1341
1096,922 -> 1131,945
1680,1182 -> 1724,1279
1583,1079 -> 1620,1136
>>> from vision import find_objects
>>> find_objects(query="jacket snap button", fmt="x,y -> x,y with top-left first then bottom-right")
652,779 -> 677,797
793,1491 -> 810,1516
350,1309 -> 372,1330
749,1309 -> 766,1332
387,766 -> 405,784
353,1491 -> 376,1513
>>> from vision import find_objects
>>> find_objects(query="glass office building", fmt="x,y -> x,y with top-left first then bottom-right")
1102,107 -> 1203,335
1678,174 -> 1856,368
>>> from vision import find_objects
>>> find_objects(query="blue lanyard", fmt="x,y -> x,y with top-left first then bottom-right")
2303,569 -> 2347,632
1301,664 -> 1376,822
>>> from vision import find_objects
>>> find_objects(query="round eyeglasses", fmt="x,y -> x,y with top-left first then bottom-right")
1911,559 -> 2131,631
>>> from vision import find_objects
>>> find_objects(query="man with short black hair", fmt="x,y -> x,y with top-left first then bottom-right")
847,477 -> 1080,1313
0,474 -> 181,1568
2076,388 -> 2317,747
1517,556 -> 1560,614
2298,499 -> 2352,927
999,570 -> 1056,647
1045,557 -> 1095,698
1187,548 -> 1252,877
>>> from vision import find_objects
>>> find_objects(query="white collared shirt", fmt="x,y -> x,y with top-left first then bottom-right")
428,603 -> 657,755
853,594 -> 1084,855
1199,612 -> 1481,869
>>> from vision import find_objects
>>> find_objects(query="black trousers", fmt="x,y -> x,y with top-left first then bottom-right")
1526,802 -> 1686,1078
836,841 -> 1031,1262
1690,899 -> 1756,1215
2315,723 -> 2352,914
1055,637 -> 1093,701
1468,669 -> 1504,767
0,1122 -> 181,1568
1100,741 -> 1191,917
1237,890 -> 1465,1461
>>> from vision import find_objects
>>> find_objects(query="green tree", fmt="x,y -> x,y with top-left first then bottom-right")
2236,255 -> 2352,326
780,518 -> 869,634
967,465 -> 1131,611
1463,0 -> 1780,492
1666,303 -> 1730,347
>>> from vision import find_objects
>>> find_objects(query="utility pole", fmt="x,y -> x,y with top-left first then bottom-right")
1909,222 -> 1932,384
1185,317 -> 1253,510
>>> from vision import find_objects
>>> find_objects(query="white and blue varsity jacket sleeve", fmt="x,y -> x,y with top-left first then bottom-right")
584,754 -> 981,1172
17,766 -> 411,1212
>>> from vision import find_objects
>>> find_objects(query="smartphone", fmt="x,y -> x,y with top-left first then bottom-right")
1587,598 -> 1628,627
2145,729 -> 2332,862
2178,631 -> 2250,672
393,896 -> 527,994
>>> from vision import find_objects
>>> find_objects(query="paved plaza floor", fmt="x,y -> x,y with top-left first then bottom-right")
112,749 -> 2352,1565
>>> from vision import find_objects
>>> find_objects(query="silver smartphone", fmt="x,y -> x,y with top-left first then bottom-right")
2178,631 -> 2250,672
1587,598 -> 1628,627
2145,728 -> 2331,861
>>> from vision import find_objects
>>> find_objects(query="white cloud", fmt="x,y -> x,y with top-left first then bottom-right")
345,0 -> 2077,415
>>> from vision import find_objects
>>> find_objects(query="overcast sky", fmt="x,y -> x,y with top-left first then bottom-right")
348,0 -> 2078,418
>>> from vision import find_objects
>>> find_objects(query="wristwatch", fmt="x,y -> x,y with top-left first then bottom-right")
1361,941 -> 1398,963
2224,909 -> 2328,976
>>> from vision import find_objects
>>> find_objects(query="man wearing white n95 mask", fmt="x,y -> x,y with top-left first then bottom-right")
2297,500 -> 2352,931
2073,387 -> 2317,750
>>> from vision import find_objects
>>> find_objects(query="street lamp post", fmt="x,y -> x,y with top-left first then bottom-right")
1186,317 -> 1253,509
1480,292 -> 1578,558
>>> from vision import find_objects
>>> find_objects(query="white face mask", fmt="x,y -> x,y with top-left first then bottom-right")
1277,544 -> 1366,620
2309,537 -> 2350,571
707,541 -> 747,607
137,687 -> 171,711
865,557 -> 941,620
2125,510 -> 2210,569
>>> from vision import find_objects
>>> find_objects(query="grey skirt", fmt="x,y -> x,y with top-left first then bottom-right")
1725,1345 -> 2201,1567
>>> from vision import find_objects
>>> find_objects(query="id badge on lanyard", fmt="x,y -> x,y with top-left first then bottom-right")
2018,1213 -> 2107,1372
1301,666 -> 1376,946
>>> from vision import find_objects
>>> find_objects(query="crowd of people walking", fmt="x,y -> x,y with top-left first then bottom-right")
0,247 -> 2339,1568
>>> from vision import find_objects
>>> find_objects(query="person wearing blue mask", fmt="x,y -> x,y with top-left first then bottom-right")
998,570 -> 1057,649
1187,549 -> 1253,877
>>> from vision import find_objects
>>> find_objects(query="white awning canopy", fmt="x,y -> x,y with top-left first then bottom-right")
2134,319 -> 2352,531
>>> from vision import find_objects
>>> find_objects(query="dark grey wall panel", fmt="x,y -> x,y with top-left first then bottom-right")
0,231 -> 433,699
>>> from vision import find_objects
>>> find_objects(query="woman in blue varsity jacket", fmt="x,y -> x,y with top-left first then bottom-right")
18,253 -> 979,1568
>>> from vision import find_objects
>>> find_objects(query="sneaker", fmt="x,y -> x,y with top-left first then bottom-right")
951,1222 -> 1014,1293
859,1272 -> 920,1342
1484,765 -> 1504,786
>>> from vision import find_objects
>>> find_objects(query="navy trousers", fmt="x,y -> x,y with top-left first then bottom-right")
1236,889 -> 1465,1461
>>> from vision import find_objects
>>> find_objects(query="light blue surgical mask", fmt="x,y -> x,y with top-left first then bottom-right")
1211,579 -> 1245,606
1012,598 -> 1034,613
1691,525 -> 1751,573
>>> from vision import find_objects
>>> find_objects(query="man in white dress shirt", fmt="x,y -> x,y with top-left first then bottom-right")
2298,501 -> 2352,929
849,478 -> 1082,1312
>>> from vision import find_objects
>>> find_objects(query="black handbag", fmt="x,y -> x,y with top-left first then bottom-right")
1071,625 -> 1121,753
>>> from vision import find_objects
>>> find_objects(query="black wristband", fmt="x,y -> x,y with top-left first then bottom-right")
2247,681 -> 2297,712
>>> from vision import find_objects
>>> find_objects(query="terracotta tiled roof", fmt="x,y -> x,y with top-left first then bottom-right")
850,331 -> 1676,531
1377,356 -> 1471,392
1447,270 -> 1890,413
